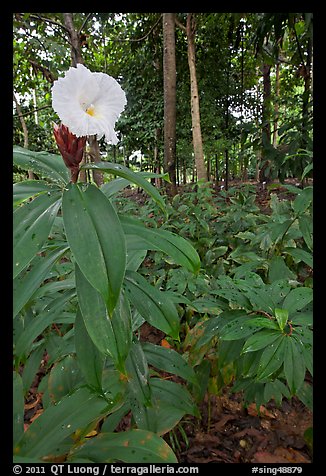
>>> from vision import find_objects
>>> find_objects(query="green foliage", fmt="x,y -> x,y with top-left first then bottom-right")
115,180 -> 312,412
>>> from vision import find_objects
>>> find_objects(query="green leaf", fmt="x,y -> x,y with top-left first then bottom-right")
14,289 -> 75,358
298,215 -> 313,251
75,308 -> 104,391
21,345 -> 45,394
76,265 -> 132,370
256,335 -> 286,380
268,256 -> 296,283
210,288 -> 251,309
13,180 -> 62,207
274,308 -> 289,331
101,172 -> 170,198
219,316 -> 266,341
282,287 -> 313,315
301,162 -> 313,180
121,216 -> 200,274
81,162 -> 166,213
126,250 -> 147,271
125,340 -> 151,406
296,382 -> 313,410
142,342 -> 198,385
124,270 -> 180,339
13,372 -> 24,447
48,355 -> 83,403
150,378 -> 198,417
13,193 -> 61,277
69,429 -> 177,463
292,187 -> 313,214
283,336 -> 306,395
62,183 -> 126,314
14,387 -> 110,459
283,247 -> 313,268
13,146 -> 70,185
13,246 -> 69,318
263,379 -> 291,406
242,329 -> 282,353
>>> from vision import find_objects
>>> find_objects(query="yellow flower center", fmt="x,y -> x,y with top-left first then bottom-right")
86,105 -> 96,116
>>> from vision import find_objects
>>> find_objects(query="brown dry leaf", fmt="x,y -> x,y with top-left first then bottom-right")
274,447 -> 310,463
193,432 -> 221,446
85,430 -> 97,438
252,451 -> 289,463
29,408 -> 44,423
24,393 -> 42,410
212,413 -> 237,432
247,403 -> 276,419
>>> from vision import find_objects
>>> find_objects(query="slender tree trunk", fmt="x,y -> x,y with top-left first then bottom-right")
88,135 -> 104,186
215,154 -> 219,183
163,13 -> 177,196
186,14 -> 206,181
301,36 -> 312,151
13,91 -> 34,179
154,127 -> 162,188
206,157 -> 210,181
182,158 -> 187,184
260,63 -> 272,182
273,62 -> 280,148
63,13 -> 84,66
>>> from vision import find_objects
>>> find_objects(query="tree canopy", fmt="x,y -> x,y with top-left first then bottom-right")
13,12 -> 313,186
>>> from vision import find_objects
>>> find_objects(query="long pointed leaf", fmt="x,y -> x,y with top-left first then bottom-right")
284,336 -> 306,395
76,264 -> 132,371
14,193 -> 61,278
13,372 -> 24,446
62,183 -> 126,314
13,146 -> 69,185
126,340 -> 151,406
81,162 -> 166,212
14,387 -> 109,459
13,246 -> 69,318
142,342 -> 198,385
75,308 -> 104,391
13,180 -> 61,207
124,270 -> 180,339
121,216 -> 200,273
69,429 -> 177,463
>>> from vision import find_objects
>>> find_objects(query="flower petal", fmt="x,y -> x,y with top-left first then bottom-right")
52,64 -> 126,143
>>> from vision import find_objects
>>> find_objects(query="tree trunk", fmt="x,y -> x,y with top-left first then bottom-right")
163,13 -> 177,196
13,91 -> 34,179
301,36 -> 312,151
260,63 -> 272,182
154,127 -> 161,188
225,148 -> 229,190
88,135 -> 103,186
273,62 -> 280,148
215,154 -> 219,184
63,13 -> 84,67
186,14 -> 206,182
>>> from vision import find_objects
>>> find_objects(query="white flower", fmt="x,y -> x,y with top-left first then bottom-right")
52,64 -> 127,145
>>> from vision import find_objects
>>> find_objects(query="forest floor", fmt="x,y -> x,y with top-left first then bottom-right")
137,321 -> 312,464
23,178 -> 313,464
